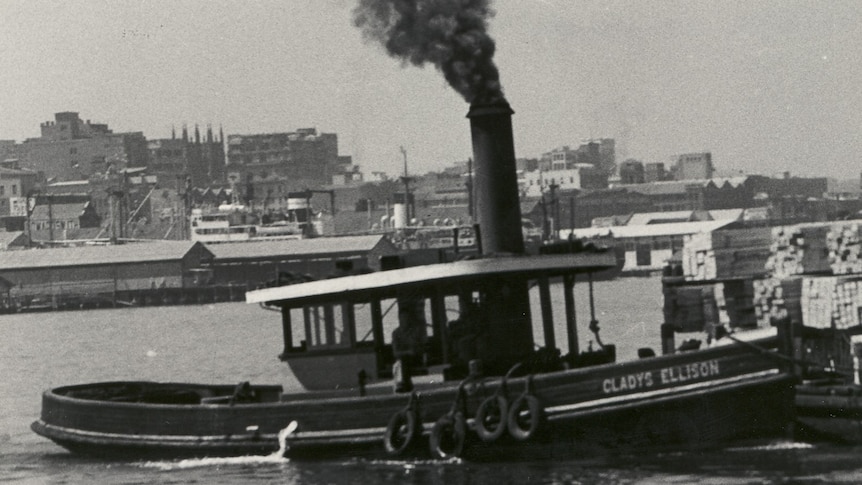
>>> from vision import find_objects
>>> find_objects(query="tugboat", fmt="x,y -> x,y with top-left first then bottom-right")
31,101 -> 798,460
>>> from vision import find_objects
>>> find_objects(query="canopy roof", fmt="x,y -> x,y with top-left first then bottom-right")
246,251 -> 616,307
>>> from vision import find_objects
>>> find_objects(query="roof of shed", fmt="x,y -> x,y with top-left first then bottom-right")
565,219 -> 736,239
205,235 -> 393,260
0,240 -> 208,270
0,231 -> 25,248
30,202 -> 91,221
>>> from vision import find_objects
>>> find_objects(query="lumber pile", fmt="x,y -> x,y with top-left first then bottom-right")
681,227 -> 772,280
663,279 -> 757,333
765,225 -> 831,278
666,221 -> 862,374
799,276 -> 862,330
827,223 -> 862,275
681,222 -> 853,282
668,221 -> 862,332
752,277 -> 785,327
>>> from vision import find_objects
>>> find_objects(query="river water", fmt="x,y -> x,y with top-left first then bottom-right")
3,277 -> 862,484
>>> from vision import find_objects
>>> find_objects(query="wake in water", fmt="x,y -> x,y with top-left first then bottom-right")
365,457 -> 463,467
140,421 -> 297,471
726,439 -> 815,452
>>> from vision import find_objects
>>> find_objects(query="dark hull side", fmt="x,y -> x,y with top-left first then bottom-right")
32,341 -> 797,460
795,383 -> 862,444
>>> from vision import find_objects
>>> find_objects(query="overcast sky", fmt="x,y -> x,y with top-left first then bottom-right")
2,1 -> 860,180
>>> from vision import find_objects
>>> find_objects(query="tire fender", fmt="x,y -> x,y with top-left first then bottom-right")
429,411 -> 466,458
507,394 -> 543,441
474,395 -> 509,442
384,407 -> 420,455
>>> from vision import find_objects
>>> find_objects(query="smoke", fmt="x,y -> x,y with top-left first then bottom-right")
353,0 -> 504,104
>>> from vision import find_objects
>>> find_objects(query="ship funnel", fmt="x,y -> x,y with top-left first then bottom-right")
466,99 -> 534,373
467,99 -> 524,255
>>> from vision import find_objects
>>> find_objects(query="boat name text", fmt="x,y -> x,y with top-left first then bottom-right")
601,360 -> 720,394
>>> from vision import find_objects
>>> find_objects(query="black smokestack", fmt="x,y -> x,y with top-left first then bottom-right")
353,0 -> 503,105
468,99 -> 524,255
354,1 -> 533,372
468,99 -> 534,373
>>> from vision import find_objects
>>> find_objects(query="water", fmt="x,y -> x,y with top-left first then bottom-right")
3,277 -> 862,483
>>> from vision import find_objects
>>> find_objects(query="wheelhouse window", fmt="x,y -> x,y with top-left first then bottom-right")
300,303 -> 354,349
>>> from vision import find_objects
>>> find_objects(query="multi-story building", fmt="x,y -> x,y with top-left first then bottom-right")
522,188 -> 655,231
0,162 -> 42,217
147,124 -> 225,188
0,140 -> 16,162
618,159 -> 645,184
225,128 -> 352,210
540,146 -> 579,171
12,112 -> 149,182
539,138 -> 616,176
644,162 -> 669,183
673,152 -> 714,181
226,128 -> 351,192
519,164 -> 608,197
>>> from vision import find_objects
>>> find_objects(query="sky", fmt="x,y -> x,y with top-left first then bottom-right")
2,0 -> 860,180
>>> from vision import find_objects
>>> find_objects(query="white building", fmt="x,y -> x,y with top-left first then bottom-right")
562,209 -> 744,274
519,164 -> 598,197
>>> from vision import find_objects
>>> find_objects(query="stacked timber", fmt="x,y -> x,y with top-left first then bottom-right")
765,225 -> 832,278
682,224 -> 842,282
752,277 -> 786,327
747,275 -> 862,330
798,276 -> 862,330
681,227 -> 772,281
663,279 -> 757,333
663,285 -> 708,333
827,223 -> 862,275
668,221 -> 862,333
667,221 -> 862,375
719,279 -> 758,329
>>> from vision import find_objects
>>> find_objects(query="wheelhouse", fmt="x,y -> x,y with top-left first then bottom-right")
248,251 -> 618,391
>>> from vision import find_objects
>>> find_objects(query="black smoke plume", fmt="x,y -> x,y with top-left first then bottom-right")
353,0 -> 504,104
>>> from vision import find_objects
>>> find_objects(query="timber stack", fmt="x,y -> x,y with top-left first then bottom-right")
665,220 -> 862,381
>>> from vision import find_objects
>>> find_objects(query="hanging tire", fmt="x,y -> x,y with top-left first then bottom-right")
429,412 -> 466,459
475,395 -> 508,442
384,408 -> 419,455
507,394 -> 543,441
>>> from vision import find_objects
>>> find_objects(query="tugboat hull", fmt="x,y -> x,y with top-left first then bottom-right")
33,340 -> 796,460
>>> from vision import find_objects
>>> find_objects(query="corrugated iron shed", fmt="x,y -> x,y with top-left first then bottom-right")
627,210 -> 695,226
0,241 -> 210,270
566,219 -> 736,239
205,235 -> 394,260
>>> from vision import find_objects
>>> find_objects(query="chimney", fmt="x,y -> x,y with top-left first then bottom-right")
467,99 -> 524,255
466,99 -> 534,373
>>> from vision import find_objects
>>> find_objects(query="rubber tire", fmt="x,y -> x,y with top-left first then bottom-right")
429,412 -> 466,459
507,394 -> 542,441
384,408 -> 419,455
475,395 -> 508,442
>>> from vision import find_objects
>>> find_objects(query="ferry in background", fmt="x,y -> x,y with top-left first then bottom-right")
190,196 -> 331,243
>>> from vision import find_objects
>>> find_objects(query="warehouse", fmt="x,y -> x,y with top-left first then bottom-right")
565,219 -> 737,274
0,241 -> 214,303
205,235 -> 399,286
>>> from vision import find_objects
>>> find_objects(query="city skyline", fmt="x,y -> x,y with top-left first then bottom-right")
2,1 -> 860,180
